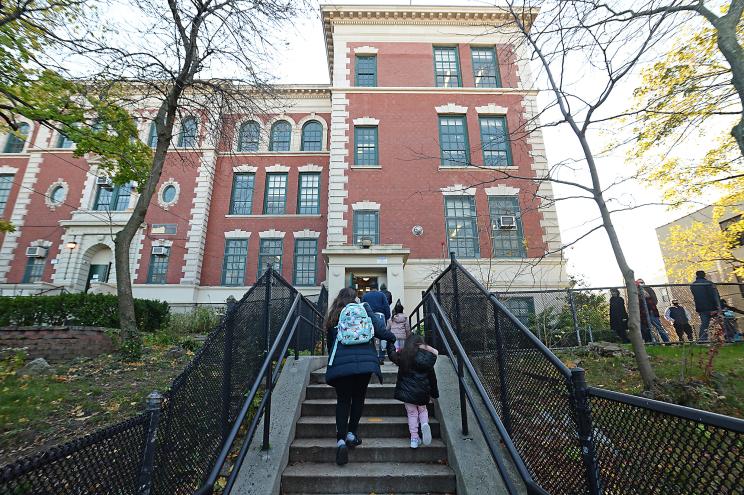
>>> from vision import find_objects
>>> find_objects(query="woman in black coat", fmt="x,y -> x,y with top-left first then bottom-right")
609,288 -> 630,343
324,287 -> 396,465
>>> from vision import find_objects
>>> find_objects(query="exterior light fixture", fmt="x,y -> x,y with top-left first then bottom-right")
66,240 -> 78,250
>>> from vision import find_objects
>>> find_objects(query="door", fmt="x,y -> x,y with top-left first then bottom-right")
354,276 -> 378,298
86,264 -> 110,292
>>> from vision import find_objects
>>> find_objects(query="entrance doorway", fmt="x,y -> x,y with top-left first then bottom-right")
86,264 -> 110,292
352,275 -> 378,298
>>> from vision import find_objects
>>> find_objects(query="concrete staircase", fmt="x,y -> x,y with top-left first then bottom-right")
281,364 -> 457,494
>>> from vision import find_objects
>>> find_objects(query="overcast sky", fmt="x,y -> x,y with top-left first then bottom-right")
269,0 -> 708,286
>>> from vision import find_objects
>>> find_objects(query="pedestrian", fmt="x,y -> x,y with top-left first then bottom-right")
663,299 -> 694,342
380,283 -> 393,306
362,287 -> 392,365
689,270 -> 721,342
387,334 -> 439,449
608,289 -> 630,343
324,287 -> 396,466
635,282 -> 653,343
636,280 -> 670,343
387,302 -> 412,350
720,298 -> 743,342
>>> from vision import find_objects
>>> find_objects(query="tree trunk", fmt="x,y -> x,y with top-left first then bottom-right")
712,13 -> 744,158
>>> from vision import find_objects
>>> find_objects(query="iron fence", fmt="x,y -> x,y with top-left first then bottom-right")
413,255 -> 744,495
0,269 -> 327,495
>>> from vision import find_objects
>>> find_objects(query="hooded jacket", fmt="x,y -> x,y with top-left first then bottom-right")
390,347 -> 439,406
387,313 -> 411,341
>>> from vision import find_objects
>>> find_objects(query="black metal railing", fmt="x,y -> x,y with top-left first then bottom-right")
0,267 -> 327,495
411,254 -> 744,495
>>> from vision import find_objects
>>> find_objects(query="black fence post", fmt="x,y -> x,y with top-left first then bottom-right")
137,391 -> 163,495
567,289 -> 581,346
449,252 -> 468,436
570,368 -> 602,495
491,299 -> 512,435
262,266 -> 273,451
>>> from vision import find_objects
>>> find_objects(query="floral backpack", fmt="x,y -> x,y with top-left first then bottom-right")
328,303 -> 374,366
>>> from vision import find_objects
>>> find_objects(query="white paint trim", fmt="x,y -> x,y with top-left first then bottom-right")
298,164 -> 323,173
352,117 -> 380,126
30,239 -> 53,248
156,178 -> 180,210
233,165 -> 258,173
351,201 -> 381,211
224,229 -> 251,239
0,166 -> 18,174
152,239 -> 174,247
485,185 -> 519,196
441,184 -> 476,196
475,104 -> 508,115
266,164 -> 290,173
259,229 -> 286,239
293,229 -> 321,239
353,45 -> 379,55
45,179 -> 69,210
435,103 -> 468,114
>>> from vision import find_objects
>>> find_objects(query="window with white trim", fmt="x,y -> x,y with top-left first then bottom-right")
297,173 -> 320,214
147,248 -> 170,284
489,195 -> 525,257
293,238 -> 317,286
301,121 -> 323,151
221,239 -> 248,286
353,210 -> 379,245
258,238 -> 283,273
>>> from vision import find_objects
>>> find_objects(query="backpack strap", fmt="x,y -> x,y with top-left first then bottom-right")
328,339 -> 339,366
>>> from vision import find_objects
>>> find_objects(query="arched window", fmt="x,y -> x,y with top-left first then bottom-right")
148,122 -> 158,148
177,116 -> 198,148
3,123 -> 30,153
269,120 -> 291,152
237,121 -> 260,152
301,121 -> 323,151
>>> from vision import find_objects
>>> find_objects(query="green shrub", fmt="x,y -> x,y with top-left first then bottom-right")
0,293 -> 169,332
163,307 -> 222,337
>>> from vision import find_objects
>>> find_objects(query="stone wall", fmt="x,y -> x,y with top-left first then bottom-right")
0,326 -> 114,362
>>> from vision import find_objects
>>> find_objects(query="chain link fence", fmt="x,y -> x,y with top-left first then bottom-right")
0,270 -> 327,495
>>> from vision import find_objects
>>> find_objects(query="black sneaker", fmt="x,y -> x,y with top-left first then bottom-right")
346,434 -> 362,448
336,443 -> 348,465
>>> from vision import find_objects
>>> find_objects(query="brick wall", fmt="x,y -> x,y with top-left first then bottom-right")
0,326 -> 114,362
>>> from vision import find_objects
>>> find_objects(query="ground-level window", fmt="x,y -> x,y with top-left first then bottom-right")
444,196 -> 479,258
353,210 -> 379,245
147,248 -> 170,284
293,239 -> 318,286
258,239 -> 283,273
23,256 -> 46,283
502,297 -> 535,328
221,239 -> 248,286
489,196 -> 525,257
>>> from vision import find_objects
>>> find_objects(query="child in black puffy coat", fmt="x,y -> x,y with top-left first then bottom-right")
388,334 -> 439,449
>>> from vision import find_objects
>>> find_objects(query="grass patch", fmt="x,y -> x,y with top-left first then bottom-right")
555,344 -> 744,418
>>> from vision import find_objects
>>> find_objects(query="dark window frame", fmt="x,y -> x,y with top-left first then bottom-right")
221,239 -> 249,286
433,46 -> 462,88
178,116 -> 198,148
3,123 -> 30,153
479,115 -> 513,167
297,172 -> 321,215
258,238 -> 283,274
355,55 -> 378,87
147,248 -> 170,284
22,255 -> 46,283
488,195 -> 526,258
470,46 -> 502,88
353,210 -> 380,245
269,120 -> 292,152
263,173 -> 288,215
237,120 -> 260,152
438,115 -> 470,167
301,121 -> 323,151
354,126 -> 379,166
444,196 -> 479,259
229,172 -> 255,215
293,238 -> 318,286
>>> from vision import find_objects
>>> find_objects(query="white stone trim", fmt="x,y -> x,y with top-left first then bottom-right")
151,239 -> 174,247
293,229 -> 321,239
233,165 -> 258,173
224,229 -> 251,239
30,239 -> 53,248
435,103 -> 468,114
485,185 -> 519,196
0,166 -> 18,174
45,179 -> 69,210
180,150 -> 217,285
156,178 -> 180,210
352,117 -> 379,126
351,201 -> 381,211
441,184 -> 476,196
266,164 -> 290,173
475,104 -> 508,115
354,45 -> 379,55
299,164 -> 323,173
259,229 -> 285,239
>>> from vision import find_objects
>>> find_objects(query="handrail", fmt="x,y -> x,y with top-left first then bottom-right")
428,294 -> 548,495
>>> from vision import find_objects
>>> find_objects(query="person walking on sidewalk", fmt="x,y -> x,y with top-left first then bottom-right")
388,302 -> 412,350
363,287 -> 392,365
663,299 -> 694,342
690,270 -> 721,342
609,288 -> 630,343
324,287 -> 396,466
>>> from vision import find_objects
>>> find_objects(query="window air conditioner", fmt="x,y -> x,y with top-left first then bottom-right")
151,246 -> 169,256
96,175 -> 112,188
498,215 -> 517,230
26,246 -> 48,257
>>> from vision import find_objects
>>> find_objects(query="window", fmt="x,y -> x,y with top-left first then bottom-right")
480,116 -> 512,167
301,121 -> 323,151
258,239 -> 283,273
719,214 -> 744,248
147,248 -> 170,284
56,131 -> 74,149
148,122 -> 158,148
263,173 -> 287,214
269,121 -> 291,152
151,224 -> 177,235
355,55 -> 377,87
503,297 -> 535,327
22,255 -> 46,283
353,210 -> 379,245
298,173 -> 321,214
229,173 -> 255,215
0,175 -> 13,214
354,126 -> 378,166
221,239 -> 248,286
445,196 -> 479,258
162,185 -> 177,204
434,47 -> 461,87
94,183 -> 131,211
50,185 -> 65,205
4,123 -> 30,153
294,239 -> 318,286
178,116 -> 198,148
238,121 -> 260,152
471,47 -> 501,88
439,116 -> 470,166
489,196 -> 525,258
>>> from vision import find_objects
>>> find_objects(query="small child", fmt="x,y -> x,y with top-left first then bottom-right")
387,302 -> 411,351
388,334 -> 439,449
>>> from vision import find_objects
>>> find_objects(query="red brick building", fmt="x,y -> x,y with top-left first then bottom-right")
0,5 -> 566,309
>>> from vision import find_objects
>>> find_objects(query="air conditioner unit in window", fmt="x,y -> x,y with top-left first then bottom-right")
498,215 -> 517,230
151,246 -> 169,256
26,246 -> 48,257
96,175 -> 112,188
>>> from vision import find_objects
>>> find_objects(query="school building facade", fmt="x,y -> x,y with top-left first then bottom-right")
0,5 -> 567,309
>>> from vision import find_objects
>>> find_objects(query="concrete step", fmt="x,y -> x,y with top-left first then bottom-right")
305,383 -> 395,400
289,437 -> 448,463
310,367 -> 399,384
301,399 -> 434,417
281,462 -> 456,494
295,416 -> 440,439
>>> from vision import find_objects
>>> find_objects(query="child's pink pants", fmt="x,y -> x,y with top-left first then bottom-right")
404,403 -> 429,439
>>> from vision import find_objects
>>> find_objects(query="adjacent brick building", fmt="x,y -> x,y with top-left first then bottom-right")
0,5 -> 567,309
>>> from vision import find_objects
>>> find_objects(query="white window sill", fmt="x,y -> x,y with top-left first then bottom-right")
225,214 -> 322,219
351,164 -> 382,169
220,151 -> 330,156
439,165 -> 518,171
0,151 -> 30,156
